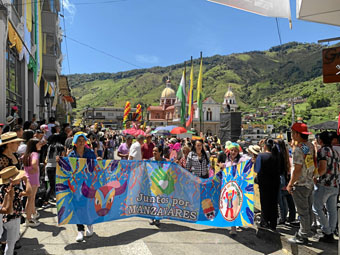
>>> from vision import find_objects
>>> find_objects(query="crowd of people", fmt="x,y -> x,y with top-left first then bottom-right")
0,112 -> 339,253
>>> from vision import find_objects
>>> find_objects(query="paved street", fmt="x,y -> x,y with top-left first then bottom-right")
18,205 -> 285,255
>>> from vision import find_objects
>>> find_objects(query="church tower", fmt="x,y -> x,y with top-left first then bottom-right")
223,85 -> 238,112
160,78 -> 176,110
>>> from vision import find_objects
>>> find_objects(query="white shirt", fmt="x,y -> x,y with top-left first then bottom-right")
129,142 -> 142,160
17,143 -> 27,156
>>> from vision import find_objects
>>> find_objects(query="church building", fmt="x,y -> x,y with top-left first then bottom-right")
147,79 -> 239,135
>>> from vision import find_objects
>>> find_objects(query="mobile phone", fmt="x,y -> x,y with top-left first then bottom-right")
286,131 -> 291,143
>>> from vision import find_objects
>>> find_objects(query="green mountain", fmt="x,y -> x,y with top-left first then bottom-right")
68,42 -> 340,127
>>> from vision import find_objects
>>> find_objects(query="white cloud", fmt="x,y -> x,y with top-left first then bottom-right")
136,54 -> 159,64
62,0 -> 76,21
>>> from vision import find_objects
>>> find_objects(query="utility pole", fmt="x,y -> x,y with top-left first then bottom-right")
291,99 -> 295,125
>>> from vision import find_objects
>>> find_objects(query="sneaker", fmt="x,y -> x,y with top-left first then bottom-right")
42,203 -> 51,209
319,233 -> 335,243
33,212 -> 40,219
76,231 -> 84,242
86,225 -> 93,237
154,220 -> 160,227
229,228 -> 237,236
25,219 -> 40,228
287,221 -> 300,228
288,233 -> 308,245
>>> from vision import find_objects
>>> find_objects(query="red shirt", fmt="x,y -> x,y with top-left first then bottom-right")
141,142 -> 155,160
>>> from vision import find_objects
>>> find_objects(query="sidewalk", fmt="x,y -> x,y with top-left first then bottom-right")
16,205 -> 338,255
256,222 -> 338,255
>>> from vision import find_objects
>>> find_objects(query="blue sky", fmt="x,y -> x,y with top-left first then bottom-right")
61,0 -> 340,75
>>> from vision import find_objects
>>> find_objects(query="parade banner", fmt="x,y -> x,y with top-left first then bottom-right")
56,158 -> 254,227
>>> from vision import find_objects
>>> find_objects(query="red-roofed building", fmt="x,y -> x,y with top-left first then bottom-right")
147,79 -> 222,135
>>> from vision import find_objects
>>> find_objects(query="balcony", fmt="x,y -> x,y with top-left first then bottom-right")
43,55 -> 57,82
42,11 -> 57,34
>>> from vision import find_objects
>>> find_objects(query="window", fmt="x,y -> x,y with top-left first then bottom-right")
43,33 -> 56,55
95,112 -> 102,117
6,43 -> 22,116
206,108 -> 212,121
108,113 -> 114,117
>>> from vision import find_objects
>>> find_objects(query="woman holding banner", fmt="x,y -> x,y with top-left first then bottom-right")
66,133 -> 101,242
225,142 -> 250,236
149,145 -> 166,227
185,139 -> 210,179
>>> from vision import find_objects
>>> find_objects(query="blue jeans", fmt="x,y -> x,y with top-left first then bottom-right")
312,184 -> 339,235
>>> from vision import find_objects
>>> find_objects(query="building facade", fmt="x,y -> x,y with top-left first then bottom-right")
147,79 -> 229,136
82,107 -> 137,129
0,0 -> 71,124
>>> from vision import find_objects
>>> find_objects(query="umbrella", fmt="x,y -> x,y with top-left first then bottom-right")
170,127 -> 187,134
309,121 -> 338,130
155,125 -> 178,131
297,0 -> 340,26
151,130 -> 170,136
122,128 -> 146,137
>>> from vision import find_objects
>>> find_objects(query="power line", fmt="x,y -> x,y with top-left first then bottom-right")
62,34 -> 144,69
5,0 -> 127,6
62,0 -> 71,74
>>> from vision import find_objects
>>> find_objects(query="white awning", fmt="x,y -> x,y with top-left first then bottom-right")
296,0 -> 340,26
208,0 -> 291,20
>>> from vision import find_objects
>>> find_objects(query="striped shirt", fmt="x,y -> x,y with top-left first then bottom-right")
185,151 -> 209,179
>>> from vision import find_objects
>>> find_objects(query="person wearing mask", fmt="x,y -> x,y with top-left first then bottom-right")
118,136 -> 133,160
312,131 -> 340,243
224,142 -> 249,236
185,139 -> 210,179
66,133 -> 99,242
23,139 -> 45,227
129,135 -> 145,161
149,145 -> 166,227
287,123 -> 315,245
142,135 -> 154,160
254,139 -> 281,231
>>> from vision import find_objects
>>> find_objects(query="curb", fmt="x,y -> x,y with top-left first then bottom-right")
255,227 -> 338,255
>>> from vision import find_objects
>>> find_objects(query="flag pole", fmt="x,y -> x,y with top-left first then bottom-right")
184,61 -> 186,128
191,56 -> 194,131
199,51 -> 202,134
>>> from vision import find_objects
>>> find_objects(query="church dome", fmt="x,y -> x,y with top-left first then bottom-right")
224,90 -> 234,98
161,87 -> 175,98
224,85 -> 235,98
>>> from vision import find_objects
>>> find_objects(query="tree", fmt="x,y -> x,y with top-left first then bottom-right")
307,94 -> 331,109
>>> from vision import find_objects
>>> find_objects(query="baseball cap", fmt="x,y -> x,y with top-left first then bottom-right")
72,132 -> 88,145
0,123 -> 4,127
291,123 -> 312,135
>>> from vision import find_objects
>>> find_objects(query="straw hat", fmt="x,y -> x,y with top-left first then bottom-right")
0,166 -> 26,185
247,145 -> 261,155
6,116 -> 15,125
0,132 -> 24,146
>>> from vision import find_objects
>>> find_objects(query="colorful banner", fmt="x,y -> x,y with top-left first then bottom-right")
56,158 -> 254,227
